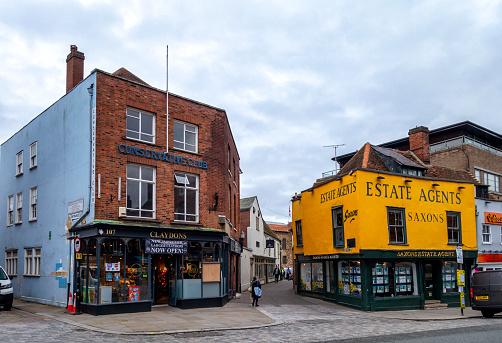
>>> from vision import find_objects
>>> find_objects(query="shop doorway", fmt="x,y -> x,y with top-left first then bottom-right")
424,262 -> 440,300
153,255 -> 177,305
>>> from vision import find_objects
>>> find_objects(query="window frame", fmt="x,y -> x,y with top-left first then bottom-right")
16,151 -> 23,176
126,164 -> 156,219
126,108 -> 155,144
5,250 -> 18,276
24,248 -> 41,276
387,207 -> 407,245
173,120 -> 198,153
15,192 -> 23,224
7,195 -> 14,226
295,220 -> 303,247
332,206 -> 345,247
29,142 -> 37,169
29,187 -> 37,221
173,171 -> 199,223
446,211 -> 462,245
482,224 -> 492,244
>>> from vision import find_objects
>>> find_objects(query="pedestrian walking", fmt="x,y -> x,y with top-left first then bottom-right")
251,276 -> 261,307
274,265 -> 280,283
280,267 -> 285,280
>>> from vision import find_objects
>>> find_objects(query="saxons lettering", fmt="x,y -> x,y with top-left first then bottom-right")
320,182 -> 356,203
407,212 -> 444,223
150,231 -> 187,239
344,209 -> 358,223
119,144 -> 207,169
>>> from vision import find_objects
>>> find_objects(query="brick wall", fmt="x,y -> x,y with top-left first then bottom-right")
93,71 -> 240,236
431,145 -> 502,175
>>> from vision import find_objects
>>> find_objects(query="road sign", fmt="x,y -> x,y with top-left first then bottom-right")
456,246 -> 463,264
76,253 -> 82,260
74,237 -> 81,253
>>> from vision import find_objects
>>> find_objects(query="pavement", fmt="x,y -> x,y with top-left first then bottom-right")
8,280 -> 483,336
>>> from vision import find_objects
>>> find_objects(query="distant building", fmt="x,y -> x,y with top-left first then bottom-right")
1,45 -> 242,315
240,196 -> 280,291
269,223 -> 293,268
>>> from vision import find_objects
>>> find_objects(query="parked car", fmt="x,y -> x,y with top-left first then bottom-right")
471,270 -> 502,318
0,266 -> 13,310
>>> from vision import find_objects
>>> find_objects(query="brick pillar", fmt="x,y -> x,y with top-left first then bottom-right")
66,45 -> 85,93
408,126 -> 430,164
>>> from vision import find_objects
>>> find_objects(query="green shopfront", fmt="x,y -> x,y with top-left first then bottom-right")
296,249 -> 477,311
71,223 -> 240,315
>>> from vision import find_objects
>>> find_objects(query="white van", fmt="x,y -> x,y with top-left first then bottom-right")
0,266 -> 13,310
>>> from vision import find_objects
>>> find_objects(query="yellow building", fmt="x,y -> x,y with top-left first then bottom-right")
292,143 -> 477,311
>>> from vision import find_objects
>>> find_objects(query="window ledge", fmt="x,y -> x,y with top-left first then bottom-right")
23,274 -> 40,277
29,166 -> 37,170
16,173 -> 23,177
389,243 -> 409,246
14,222 -> 22,226
447,243 -> 463,246
170,147 -> 201,156
172,220 -> 203,226
29,219 -> 37,222
122,136 -> 163,148
121,217 -> 161,223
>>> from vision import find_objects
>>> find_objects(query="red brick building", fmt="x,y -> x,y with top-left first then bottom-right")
66,46 -> 241,314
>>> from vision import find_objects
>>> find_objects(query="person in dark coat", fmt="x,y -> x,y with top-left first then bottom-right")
251,276 -> 261,307
273,265 -> 280,283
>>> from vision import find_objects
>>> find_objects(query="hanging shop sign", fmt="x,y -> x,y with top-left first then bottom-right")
266,239 -> 275,248
485,212 -> 502,225
119,144 -> 207,169
145,239 -> 188,254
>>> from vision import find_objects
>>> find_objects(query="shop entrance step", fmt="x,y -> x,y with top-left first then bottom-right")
424,300 -> 448,310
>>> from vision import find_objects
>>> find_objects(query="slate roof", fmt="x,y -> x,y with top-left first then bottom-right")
240,197 -> 256,210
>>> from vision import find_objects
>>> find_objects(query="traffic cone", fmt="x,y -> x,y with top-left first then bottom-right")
72,293 -> 76,313
67,291 -> 74,313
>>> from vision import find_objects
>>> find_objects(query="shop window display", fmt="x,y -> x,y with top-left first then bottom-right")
339,261 -> 361,296
81,238 -> 98,304
372,262 -> 416,297
126,239 -> 148,302
300,262 -> 323,292
183,242 -> 202,298
100,238 -> 126,303
202,242 -> 221,298
442,261 -> 458,293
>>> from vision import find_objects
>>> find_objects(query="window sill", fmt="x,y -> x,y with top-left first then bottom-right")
29,219 -> 37,222
14,222 -> 22,226
16,173 -> 23,177
388,243 -> 409,246
170,147 -> 201,156
29,165 -> 37,170
122,137 -> 163,148
121,217 -> 161,223
23,274 -> 40,277
172,220 -> 203,226
447,243 -> 463,246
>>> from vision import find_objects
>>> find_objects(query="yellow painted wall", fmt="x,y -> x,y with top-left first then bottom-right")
292,169 -> 477,257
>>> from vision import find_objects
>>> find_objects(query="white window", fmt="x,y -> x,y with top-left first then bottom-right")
484,172 -> 500,193
29,187 -> 37,221
16,151 -> 23,175
482,224 -> 492,244
5,250 -> 17,276
126,108 -> 155,143
173,121 -> 198,153
174,172 -> 199,222
126,164 -> 156,218
15,192 -> 22,224
7,195 -> 14,226
24,248 -> 41,276
30,142 -> 37,168
475,169 -> 481,183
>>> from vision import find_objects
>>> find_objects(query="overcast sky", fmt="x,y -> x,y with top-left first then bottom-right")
1,1 -> 502,224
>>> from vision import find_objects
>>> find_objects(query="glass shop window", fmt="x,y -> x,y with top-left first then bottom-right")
100,238 -> 126,304
202,242 -> 221,262
126,239 -> 148,302
326,261 -> 336,294
372,262 -> 415,297
81,238 -> 98,304
183,242 -> 202,298
339,260 -> 361,296
442,261 -> 458,293
299,262 -> 323,292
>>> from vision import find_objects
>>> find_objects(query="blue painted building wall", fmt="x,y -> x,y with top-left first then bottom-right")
0,73 -> 96,306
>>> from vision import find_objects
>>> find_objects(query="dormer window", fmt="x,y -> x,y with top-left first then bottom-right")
402,168 -> 423,177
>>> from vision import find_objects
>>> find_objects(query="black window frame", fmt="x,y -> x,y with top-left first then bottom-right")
387,207 -> 407,245
295,220 -> 303,247
332,206 -> 344,247
446,211 -> 462,245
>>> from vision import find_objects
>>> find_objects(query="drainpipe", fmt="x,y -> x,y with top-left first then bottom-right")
67,83 -> 94,311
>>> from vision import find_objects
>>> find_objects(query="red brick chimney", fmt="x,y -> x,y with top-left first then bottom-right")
408,126 -> 430,164
66,45 -> 85,93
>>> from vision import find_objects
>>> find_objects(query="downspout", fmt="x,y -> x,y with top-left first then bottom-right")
68,83 -> 94,309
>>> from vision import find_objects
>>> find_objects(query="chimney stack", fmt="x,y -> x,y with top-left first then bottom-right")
408,126 -> 430,164
66,45 -> 85,93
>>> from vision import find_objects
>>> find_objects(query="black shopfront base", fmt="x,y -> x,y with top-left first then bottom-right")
80,300 -> 152,316
177,295 -> 229,309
